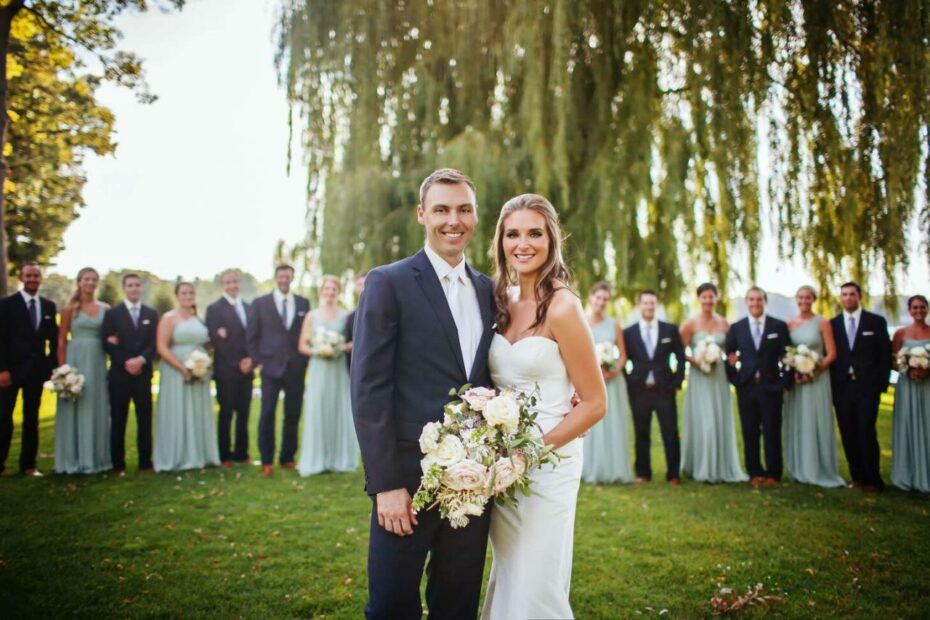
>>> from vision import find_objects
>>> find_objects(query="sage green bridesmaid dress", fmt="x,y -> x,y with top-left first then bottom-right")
55,309 -> 111,474
582,318 -> 633,484
680,330 -> 748,483
298,309 -> 358,475
782,317 -> 846,488
891,339 -> 930,493
154,317 -> 219,472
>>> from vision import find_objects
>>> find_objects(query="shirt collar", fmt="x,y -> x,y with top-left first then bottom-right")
750,313 -> 766,326
638,318 -> 657,331
20,290 -> 37,304
223,293 -> 240,306
844,307 -> 862,323
124,299 -> 140,312
273,288 -> 294,304
424,243 -> 467,283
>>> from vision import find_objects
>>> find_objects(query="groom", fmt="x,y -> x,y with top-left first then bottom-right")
351,168 -> 496,619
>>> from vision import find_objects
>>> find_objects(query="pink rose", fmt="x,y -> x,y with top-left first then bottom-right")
461,387 -> 496,412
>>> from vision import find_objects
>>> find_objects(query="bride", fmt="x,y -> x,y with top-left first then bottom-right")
481,193 -> 607,619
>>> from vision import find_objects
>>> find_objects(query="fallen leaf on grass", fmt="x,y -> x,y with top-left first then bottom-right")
710,584 -> 784,614
66,483 -> 77,493
805,567 -> 816,576
164,523 -> 175,530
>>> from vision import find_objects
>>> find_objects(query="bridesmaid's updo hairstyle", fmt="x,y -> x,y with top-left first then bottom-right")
320,274 -> 341,293
908,295 -> 929,309
796,285 -> 818,300
696,282 -> 718,297
174,281 -> 199,318
492,193 -> 572,334
589,281 -> 611,297
68,267 -> 100,314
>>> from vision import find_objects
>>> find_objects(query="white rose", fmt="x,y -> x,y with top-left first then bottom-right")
491,457 -> 522,494
420,453 -> 438,475
795,356 -> 816,375
419,422 -> 441,454
434,435 -> 466,467
444,459 -> 490,492
797,344 -> 811,355
483,395 -> 520,433
911,347 -> 929,358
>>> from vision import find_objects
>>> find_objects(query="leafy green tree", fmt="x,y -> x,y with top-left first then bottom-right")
0,0 -> 185,296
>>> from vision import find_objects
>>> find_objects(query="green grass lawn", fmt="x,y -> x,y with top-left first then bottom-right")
0,388 -> 927,619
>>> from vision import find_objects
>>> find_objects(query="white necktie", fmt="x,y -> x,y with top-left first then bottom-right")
753,321 -> 763,350
645,324 -> 655,359
846,316 -> 856,350
445,272 -> 475,375
131,305 -> 139,328
235,300 -> 247,327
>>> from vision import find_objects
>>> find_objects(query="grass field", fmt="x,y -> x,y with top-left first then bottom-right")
0,388 -> 927,619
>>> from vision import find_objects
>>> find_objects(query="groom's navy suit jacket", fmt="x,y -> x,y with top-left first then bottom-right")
246,293 -> 310,379
725,316 -> 792,392
351,250 -> 496,496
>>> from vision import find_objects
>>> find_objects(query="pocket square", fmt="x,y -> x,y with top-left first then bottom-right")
766,333 -> 778,339
661,337 -> 672,343
142,319 -> 151,325
862,331 -> 874,336
298,311 -> 307,317
43,315 -> 52,320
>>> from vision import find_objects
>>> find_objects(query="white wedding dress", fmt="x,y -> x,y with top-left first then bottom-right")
481,333 -> 583,619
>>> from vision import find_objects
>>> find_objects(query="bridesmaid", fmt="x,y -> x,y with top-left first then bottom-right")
680,283 -> 748,483
297,275 -> 358,475
153,282 -> 219,472
54,267 -> 111,474
783,285 -> 846,487
891,294 -> 930,492
582,281 -> 633,484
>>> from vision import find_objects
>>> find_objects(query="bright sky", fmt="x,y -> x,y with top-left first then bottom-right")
53,0 -> 930,300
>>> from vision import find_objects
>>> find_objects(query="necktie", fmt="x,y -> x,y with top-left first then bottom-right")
131,305 -> 139,328
280,297 -> 288,328
235,301 -> 247,327
846,315 -> 856,350
645,324 -> 655,359
28,298 -> 38,331
445,272 -> 475,375
753,321 -> 763,350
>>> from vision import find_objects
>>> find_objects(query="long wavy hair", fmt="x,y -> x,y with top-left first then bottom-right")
68,267 -> 99,314
492,193 -> 572,335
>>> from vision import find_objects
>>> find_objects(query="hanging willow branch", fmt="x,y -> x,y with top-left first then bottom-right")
276,0 -> 930,311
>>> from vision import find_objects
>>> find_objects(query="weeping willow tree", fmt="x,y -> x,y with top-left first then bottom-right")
276,0 -> 930,312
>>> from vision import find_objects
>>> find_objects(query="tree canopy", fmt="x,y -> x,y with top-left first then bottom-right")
277,0 -> 930,312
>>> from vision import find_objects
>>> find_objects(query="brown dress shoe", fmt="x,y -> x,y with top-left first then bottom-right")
750,476 -> 764,487
764,477 -> 778,486
634,476 -> 651,485
861,485 -> 882,494
22,468 -> 42,477
221,460 -> 234,469
668,478 -> 682,487
261,465 -> 274,477
279,462 -> 297,470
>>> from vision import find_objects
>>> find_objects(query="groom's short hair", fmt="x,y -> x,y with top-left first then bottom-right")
419,168 -> 477,207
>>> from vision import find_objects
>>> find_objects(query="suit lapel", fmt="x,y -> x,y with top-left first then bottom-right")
412,250 -> 466,378
466,265 -> 493,382
629,325 -> 647,360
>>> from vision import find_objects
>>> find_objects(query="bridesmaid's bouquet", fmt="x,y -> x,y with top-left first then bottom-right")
782,344 -> 821,379
184,350 -> 212,382
896,344 -> 930,381
411,385 -> 558,528
596,342 -> 620,372
50,365 -> 85,401
309,327 -> 346,359
691,336 -> 723,373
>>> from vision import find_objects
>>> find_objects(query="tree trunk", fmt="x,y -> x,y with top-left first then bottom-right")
0,1 -> 24,297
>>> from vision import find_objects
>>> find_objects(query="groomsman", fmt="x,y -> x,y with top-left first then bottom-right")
623,290 -> 685,485
830,281 -> 891,492
0,262 -> 58,476
101,273 -> 158,474
344,270 -> 367,373
246,264 -> 310,477
206,270 -> 254,467
725,286 -> 791,485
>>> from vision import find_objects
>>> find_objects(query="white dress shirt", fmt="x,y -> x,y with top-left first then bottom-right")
20,290 -> 41,328
273,288 -> 296,329
224,293 -> 248,327
424,244 -> 482,376
843,306 -> 863,373
123,300 -> 146,362
750,314 -> 766,349
638,319 -> 658,358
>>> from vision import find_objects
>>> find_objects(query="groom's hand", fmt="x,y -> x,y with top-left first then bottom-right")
376,488 -> 418,536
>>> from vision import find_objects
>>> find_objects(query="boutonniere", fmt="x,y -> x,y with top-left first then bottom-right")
766,333 -> 778,339
142,319 -> 151,325
862,331 -> 874,336
660,337 -> 672,344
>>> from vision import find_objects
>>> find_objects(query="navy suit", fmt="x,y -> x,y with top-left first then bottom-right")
101,303 -> 158,471
344,308 -> 357,373
725,316 -> 791,479
0,293 -> 57,473
830,310 -> 891,489
246,292 -> 309,465
206,297 -> 254,462
623,321 -> 685,481
351,250 -> 495,620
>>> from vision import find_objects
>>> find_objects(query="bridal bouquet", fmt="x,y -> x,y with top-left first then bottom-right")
309,327 -> 346,359
184,350 -> 212,381
691,336 -> 723,373
50,365 -> 85,401
411,385 -> 557,528
596,342 -> 620,372
896,344 -> 930,380
782,344 -> 821,379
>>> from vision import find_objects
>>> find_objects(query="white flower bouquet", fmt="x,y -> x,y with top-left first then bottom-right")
691,336 -> 723,373
184,350 -> 212,381
309,327 -> 346,359
50,364 -> 85,401
596,342 -> 620,372
896,344 -> 930,381
411,385 -> 558,528
782,344 -> 821,379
